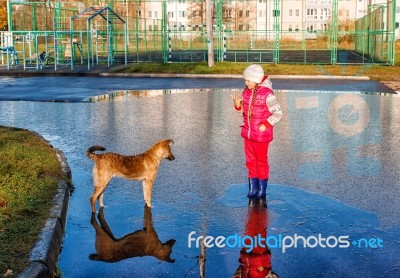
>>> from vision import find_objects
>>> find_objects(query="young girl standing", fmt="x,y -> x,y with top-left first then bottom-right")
231,64 -> 283,198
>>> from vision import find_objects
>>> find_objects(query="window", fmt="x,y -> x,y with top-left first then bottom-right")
295,24 -> 299,31
239,10 -> 243,17
289,24 -> 292,32
154,11 -> 158,18
239,24 -> 244,31
246,10 -> 250,17
289,10 -> 292,16
168,12 -> 174,18
148,11 -> 152,18
149,25 -> 152,31
296,10 -> 299,16
178,11 -> 185,17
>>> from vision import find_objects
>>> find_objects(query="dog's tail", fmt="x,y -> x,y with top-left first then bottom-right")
86,146 -> 106,160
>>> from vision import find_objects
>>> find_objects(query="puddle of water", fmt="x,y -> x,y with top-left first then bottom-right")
1,87 -> 400,277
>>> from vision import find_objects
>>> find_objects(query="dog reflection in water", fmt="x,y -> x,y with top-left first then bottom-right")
89,206 -> 176,263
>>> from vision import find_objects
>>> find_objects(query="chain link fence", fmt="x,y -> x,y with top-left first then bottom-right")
2,0 -> 397,66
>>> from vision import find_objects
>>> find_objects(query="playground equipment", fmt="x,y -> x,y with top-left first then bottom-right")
0,46 -> 20,70
21,33 -> 53,70
4,1 -> 127,71
0,32 -> 19,70
70,6 -> 127,70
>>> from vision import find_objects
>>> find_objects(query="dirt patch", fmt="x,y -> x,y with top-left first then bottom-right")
381,81 -> 400,92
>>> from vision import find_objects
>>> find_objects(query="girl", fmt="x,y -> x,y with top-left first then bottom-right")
231,64 -> 282,198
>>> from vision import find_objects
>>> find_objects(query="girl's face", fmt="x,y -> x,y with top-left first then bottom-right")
245,80 -> 258,90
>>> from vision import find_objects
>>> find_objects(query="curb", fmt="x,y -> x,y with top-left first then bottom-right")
99,72 -> 371,80
17,141 -> 73,278
0,69 -> 370,80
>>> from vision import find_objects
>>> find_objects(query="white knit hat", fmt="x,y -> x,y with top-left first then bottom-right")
243,64 -> 264,83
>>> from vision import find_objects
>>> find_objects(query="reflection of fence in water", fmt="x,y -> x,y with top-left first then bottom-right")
85,88 -> 214,102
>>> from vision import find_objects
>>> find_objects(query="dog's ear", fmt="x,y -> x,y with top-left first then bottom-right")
163,239 -> 176,263
165,139 -> 174,145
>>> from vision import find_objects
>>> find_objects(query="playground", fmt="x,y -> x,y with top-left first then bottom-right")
0,0 -> 397,71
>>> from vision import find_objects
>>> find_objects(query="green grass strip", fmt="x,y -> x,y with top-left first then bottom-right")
0,126 -> 62,275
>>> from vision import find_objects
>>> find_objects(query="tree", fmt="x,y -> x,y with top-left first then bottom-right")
0,0 -> 8,31
188,0 -> 205,30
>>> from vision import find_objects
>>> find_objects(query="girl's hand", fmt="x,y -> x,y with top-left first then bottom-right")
231,93 -> 242,108
258,124 -> 267,132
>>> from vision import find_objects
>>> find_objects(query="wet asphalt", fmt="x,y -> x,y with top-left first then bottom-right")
0,75 -> 396,102
0,75 -> 399,277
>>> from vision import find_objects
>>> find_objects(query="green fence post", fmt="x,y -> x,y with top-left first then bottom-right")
162,0 -> 168,63
273,0 -> 280,64
390,0 -> 396,65
7,0 -> 12,31
217,0 -> 223,62
135,1 -> 139,62
87,18 -> 91,71
331,0 -> 338,64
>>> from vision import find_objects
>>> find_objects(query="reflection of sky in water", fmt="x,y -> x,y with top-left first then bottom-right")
1,89 -> 400,277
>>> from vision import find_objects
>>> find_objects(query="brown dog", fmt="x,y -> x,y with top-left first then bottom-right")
89,206 -> 175,263
86,139 -> 175,212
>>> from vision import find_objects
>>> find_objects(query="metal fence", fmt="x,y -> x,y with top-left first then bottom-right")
1,0 -> 397,68
355,0 -> 396,64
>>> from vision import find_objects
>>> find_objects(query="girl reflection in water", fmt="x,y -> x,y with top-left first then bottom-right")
233,198 -> 279,278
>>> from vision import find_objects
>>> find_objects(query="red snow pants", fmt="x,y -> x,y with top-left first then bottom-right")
244,138 -> 270,180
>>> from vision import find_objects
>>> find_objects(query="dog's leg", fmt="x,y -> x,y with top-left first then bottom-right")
98,192 -> 105,208
90,186 -> 104,213
142,179 -> 154,208
90,165 -> 113,212
90,173 -> 110,212
91,185 -> 109,212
